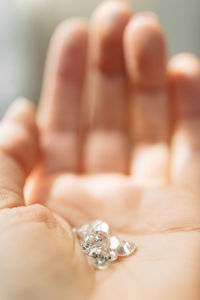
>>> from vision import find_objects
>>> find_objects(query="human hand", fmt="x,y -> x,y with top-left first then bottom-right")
1,1 -> 200,299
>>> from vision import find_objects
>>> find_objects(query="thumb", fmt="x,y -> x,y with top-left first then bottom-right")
0,98 -> 38,209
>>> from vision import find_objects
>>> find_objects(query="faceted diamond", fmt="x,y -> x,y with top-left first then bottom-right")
82,232 -> 109,254
82,236 -> 93,253
74,220 -> 138,270
109,235 -> 120,250
108,249 -> 118,262
92,220 -> 110,234
117,240 -> 136,257
88,247 -> 110,270
94,232 -> 110,247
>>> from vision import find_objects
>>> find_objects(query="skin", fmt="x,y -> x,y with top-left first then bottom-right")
0,1 -> 200,299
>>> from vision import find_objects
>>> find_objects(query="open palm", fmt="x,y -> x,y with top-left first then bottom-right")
0,1 -> 199,300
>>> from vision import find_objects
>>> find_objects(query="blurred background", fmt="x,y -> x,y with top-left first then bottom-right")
0,0 -> 200,116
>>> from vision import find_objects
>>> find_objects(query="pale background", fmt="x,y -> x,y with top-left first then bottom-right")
0,0 -> 200,116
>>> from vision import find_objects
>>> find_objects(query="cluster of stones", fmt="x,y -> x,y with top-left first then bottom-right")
73,220 -> 136,270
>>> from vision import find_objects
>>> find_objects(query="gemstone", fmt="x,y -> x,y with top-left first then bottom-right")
91,220 -> 110,234
82,232 -> 109,254
109,235 -> 120,250
73,220 -> 137,270
108,249 -> 118,262
88,247 -> 110,270
117,240 -> 136,257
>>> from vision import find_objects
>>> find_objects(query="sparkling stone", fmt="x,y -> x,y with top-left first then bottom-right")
92,220 -> 110,234
82,232 -> 109,254
108,249 -> 118,262
117,240 -> 136,257
82,234 -> 96,253
74,220 -> 138,270
88,247 -> 110,270
109,235 -> 120,250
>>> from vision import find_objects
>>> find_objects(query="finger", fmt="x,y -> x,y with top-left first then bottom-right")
38,19 -> 88,173
168,53 -> 200,190
83,0 -> 132,173
124,13 -> 169,185
0,98 -> 38,209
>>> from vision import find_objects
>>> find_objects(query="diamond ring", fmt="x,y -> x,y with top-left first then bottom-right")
73,220 -> 137,270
